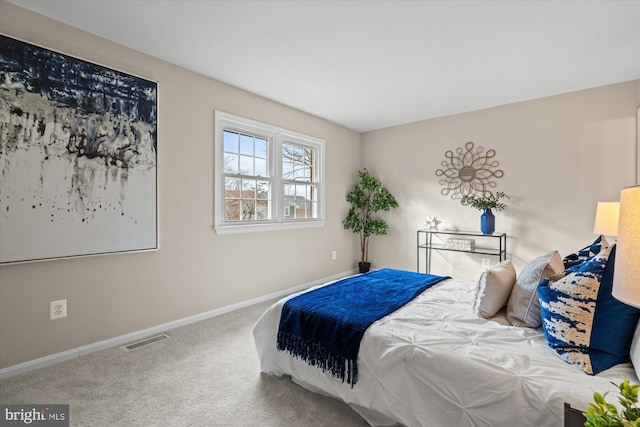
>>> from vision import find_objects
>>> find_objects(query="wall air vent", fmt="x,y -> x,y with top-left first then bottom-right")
122,334 -> 170,351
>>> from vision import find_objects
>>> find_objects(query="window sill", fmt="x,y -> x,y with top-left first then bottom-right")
214,220 -> 326,235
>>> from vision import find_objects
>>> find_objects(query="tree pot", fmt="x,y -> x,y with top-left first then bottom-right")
359,262 -> 371,273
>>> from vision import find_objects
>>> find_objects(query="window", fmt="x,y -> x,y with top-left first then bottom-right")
215,111 -> 325,234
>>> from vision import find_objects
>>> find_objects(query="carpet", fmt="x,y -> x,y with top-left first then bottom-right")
0,299 -> 371,426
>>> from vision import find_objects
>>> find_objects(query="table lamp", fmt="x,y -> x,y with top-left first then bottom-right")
612,186 -> 640,308
593,202 -> 620,237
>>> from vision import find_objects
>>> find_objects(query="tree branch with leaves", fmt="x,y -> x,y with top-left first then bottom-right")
585,376 -> 640,427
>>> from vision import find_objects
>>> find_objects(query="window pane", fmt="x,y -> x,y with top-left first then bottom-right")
295,185 -> 301,199
241,200 -> 256,220
256,200 -> 269,220
282,162 -> 293,179
282,147 -> 294,171
298,202 -> 310,219
302,147 -> 312,166
293,146 -> 303,163
284,203 -> 294,218
282,142 -> 315,183
294,166 -> 307,180
223,131 -> 239,153
225,177 -> 241,194
281,184 -> 318,220
224,153 -> 239,174
241,179 -> 256,198
225,199 -> 240,221
255,158 -> 267,177
240,134 -> 254,155
282,143 -> 293,160
308,201 -> 317,218
308,184 -> 317,202
284,183 -> 294,196
239,155 -> 254,175
256,138 -> 267,158
284,183 -> 294,217
256,180 -> 269,199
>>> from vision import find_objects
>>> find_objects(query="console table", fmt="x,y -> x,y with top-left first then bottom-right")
417,229 -> 507,274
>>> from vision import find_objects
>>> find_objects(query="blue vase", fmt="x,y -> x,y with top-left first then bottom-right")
480,209 -> 495,235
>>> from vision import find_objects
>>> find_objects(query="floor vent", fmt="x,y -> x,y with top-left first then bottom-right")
122,334 -> 170,351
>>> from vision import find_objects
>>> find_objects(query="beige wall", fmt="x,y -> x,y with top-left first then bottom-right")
0,1 -> 361,369
362,80 -> 639,279
1,1 -> 638,371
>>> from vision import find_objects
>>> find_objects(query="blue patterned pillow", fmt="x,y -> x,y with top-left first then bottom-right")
562,235 -> 608,270
538,245 -> 640,374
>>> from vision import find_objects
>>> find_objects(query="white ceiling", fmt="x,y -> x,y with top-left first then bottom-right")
7,0 -> 640,132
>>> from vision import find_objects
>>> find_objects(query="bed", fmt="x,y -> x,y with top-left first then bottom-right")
253,245 -> 640,427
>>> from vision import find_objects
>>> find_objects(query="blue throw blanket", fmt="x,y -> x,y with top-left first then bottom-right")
276,268 -> 449,385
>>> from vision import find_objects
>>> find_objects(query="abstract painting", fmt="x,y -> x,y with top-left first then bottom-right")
0,35 -> 157,263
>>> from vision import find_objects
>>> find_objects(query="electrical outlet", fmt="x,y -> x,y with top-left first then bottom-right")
50,299 -> 67,320
481,258 -> 491,269
332,250 -> 337,261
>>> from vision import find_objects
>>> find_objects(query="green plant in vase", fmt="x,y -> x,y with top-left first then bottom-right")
461,191 -> 510,235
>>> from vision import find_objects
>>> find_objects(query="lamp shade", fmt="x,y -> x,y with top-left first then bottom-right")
593,202 -> 620,236
612,186 -> 640,308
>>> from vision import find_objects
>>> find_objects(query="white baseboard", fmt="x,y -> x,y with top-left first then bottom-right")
0,269 -> 357,380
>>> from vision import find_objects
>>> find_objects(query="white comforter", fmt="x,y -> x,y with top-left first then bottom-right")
253,277 -> 638,427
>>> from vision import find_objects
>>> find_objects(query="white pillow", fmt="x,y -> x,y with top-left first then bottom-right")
474,260 -> 517,319
506,251 -> 564,328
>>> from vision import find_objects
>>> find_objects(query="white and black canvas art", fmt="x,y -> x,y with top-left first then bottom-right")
0,35 -> 157,264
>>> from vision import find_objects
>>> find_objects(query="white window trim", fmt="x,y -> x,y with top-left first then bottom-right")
214,111 -> 325,235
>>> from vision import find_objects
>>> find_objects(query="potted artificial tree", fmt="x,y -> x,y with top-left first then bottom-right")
342,169 -> 399,273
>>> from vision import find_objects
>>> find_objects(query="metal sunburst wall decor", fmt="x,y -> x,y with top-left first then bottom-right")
435,141 -> 504,203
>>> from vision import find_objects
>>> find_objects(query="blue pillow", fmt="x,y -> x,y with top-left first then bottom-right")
562,235 -> 608,270
538,245 -> 640,375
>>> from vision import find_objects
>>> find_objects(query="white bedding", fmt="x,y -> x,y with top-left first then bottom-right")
253,277 -> 638,427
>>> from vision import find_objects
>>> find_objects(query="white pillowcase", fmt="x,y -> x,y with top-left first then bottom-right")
474,260 -> 517,319
506,250 -> 564,328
